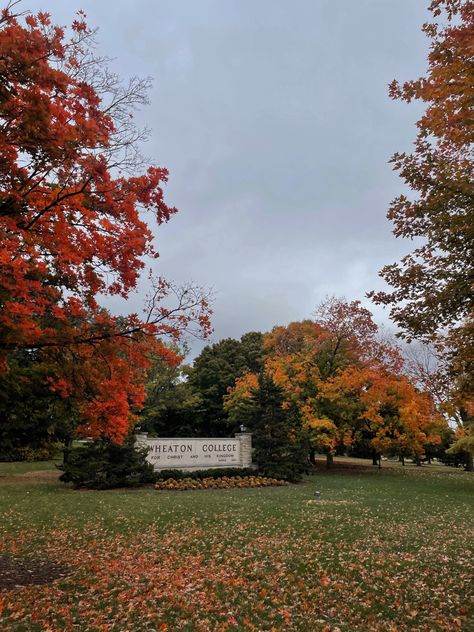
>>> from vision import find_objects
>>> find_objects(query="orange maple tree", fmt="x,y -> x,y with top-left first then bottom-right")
321,365 -> 444,465
370,0 -> 473,467
226,299 -> 444,465
371,0 -> 473,339
0,5 -> 211,442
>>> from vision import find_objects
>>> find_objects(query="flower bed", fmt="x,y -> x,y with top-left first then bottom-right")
154,475 -> 288,491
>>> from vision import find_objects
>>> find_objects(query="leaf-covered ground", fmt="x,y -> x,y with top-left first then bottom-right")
0,461 -> 473,631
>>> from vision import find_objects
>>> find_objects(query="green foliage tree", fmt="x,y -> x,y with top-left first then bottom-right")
425,425 -> 455,464
228,371 -> 309,482
0,350 -> 74,461
139,351 -> 202,437
189,332 -> 263,436
447,428 -> 474,468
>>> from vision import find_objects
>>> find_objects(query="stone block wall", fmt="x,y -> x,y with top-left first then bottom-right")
235,432 -> 253,468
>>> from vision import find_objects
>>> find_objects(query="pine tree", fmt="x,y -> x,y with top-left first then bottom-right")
247,373 -> 309,482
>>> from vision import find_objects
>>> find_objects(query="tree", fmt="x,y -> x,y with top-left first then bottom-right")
371,0 -> 473,340
321,365 -> 445,466
0,349 -> 74,460
225,371 -> 309,482
369,0 -> 473,466
314,297 -> 404,374
446,425 -> 474,466
262,320 -> 340,466
227,299 -> 444,467
58,434 -> 155,489
138,348 -> 202,437
188,332 -> 263,436
262,299 -> 404,466
0,5 -> 211,442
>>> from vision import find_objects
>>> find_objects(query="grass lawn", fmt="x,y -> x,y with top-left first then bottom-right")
0,460 -> 473,631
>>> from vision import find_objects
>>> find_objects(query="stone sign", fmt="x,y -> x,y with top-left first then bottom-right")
135,433 -> 253,472
146,438 -> 240,469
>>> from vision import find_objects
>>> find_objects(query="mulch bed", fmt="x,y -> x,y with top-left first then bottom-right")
0,470 -> 60,484
0,554 -> 70,590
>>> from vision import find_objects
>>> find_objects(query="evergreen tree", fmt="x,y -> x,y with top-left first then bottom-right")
246,373 -> 309,482
58,435 -> 155,489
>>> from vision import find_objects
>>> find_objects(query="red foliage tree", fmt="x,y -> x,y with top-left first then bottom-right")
0,4 -> 211,442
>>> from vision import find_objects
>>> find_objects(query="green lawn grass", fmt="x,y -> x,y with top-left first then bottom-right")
0,459 -> 61,475
0,460 -> 473,631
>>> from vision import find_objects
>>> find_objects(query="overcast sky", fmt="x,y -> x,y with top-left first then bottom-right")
27,1 -> 431,356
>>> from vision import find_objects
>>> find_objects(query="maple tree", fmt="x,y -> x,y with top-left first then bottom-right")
0,4 -> 211,442
322,365 -> 444,466
226,299 -> 444,466
369,0 -> 473,465
371,0 -> 473,340
261,320 -> 341,465
264,299 -> 406,465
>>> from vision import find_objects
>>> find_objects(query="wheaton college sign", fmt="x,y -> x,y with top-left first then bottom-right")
135,432 -> 253,472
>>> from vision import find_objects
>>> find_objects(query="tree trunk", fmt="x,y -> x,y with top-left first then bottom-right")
372,450 -> 379,466
326,453 -> 334,469
415,456 -> 422,467
309,448 -> 316,465
466,452 -> 474,472
62,437 -> 73,465
401,455 -> 405,466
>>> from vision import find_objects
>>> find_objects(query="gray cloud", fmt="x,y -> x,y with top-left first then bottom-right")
24,0 -> 430,354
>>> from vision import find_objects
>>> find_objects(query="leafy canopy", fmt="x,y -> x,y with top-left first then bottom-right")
0,5 -> 211,442
226,298 -> 445,463
370,0 -> 473,465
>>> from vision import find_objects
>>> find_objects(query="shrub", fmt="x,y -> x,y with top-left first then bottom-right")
58,435 -> 155,489
15,442 -> 64,462
0,441 -> 63,462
